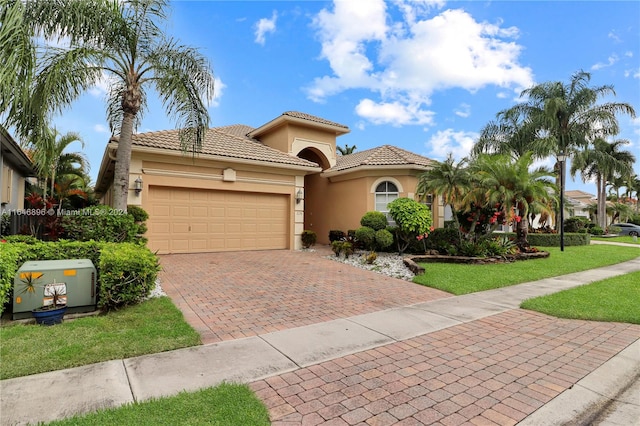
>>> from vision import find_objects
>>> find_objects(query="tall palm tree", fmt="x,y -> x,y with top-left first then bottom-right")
473,108 -> 541,161
509,70 -> 635,230
31,128 -> 84,199
15,0 -> 215,210
624,174 -> 640,213
469,153 -> 556,249
416,154 -> 471,242
515,70 -> 635,157
570,138 -> 635,228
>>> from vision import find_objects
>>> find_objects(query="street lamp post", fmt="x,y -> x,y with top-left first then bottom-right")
557,152 -> 566,252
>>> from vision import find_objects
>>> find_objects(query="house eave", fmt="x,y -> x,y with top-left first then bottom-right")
321,164 -> 430,179
248,115 -> 350,139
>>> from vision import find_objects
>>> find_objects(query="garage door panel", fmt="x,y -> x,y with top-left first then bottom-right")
147,186 -> 289,253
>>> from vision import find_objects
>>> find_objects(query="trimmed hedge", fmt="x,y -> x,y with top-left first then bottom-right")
60,205 -> 146,243
98,243 -> 160,310
501,232 -> 590,247
0,240 -> 159,315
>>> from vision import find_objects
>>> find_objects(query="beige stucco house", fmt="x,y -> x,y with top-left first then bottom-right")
95,112 -> 441,254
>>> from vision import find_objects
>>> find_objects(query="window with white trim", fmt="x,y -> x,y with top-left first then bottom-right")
375,181 -> 398,222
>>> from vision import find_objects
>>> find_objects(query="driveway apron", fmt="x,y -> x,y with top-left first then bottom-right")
159,248 -> 450,344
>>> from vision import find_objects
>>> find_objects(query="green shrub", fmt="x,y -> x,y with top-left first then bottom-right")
564,217 -> 589,233
2,235 -> 40,244
590,226 -> 604,236
301,230 -> 317,248
365,251 -> 377,264
98,243 -> 160,311
355,226 -> 376,250
424,227 -> 459,253
501,232 -> 591,246
375,229 -> 394,250
60,205 -> 139,243
126,205 -> 149,222
459,240 -> 488,257
0,242 -> 24,315
360,211 -> 388,231
342,242 -> 354,258
331,241 -> 343,257
329,230 -> 345,242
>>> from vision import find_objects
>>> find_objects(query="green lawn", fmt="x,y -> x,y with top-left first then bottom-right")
592,236 -> 640,245
413,245 -> 640,295
0,297 -> 201,380
47,383 -> 270,426
521,271 -> 640,324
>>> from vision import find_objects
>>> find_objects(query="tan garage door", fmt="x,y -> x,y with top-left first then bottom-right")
147,186 -> 289,253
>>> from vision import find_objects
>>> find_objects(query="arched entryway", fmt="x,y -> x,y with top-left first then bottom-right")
297,147 -> 330,238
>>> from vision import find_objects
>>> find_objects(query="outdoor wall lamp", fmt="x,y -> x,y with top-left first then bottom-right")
134,177 -> 143,195
296,188 -> 304,204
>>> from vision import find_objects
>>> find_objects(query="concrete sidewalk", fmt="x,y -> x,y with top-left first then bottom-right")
1,257 -> 639,425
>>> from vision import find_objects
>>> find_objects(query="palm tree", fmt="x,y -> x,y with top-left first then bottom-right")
570,137 -> 635,228
473,108 -> 541,161
509,70 -> 635,231
416,154 -> 471,242
31,128 -> 84,199
0,1 -> 35,122
15,0 -> 215,211
515,70 -> 636,157
336,144 -> 357,155
469,153 -> 556,249
624,174 -> 640,213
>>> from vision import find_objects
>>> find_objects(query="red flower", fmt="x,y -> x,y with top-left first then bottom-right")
515,216 -> 522,223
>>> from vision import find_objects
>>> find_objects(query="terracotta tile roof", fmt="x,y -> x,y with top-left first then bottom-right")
565,190 -> 595,200
130,126 -> 319,168
329,145 -> 435,172
282,111 -> 349,130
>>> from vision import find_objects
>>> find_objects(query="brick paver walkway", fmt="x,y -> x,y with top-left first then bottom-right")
159,249 -> 449,344
251,310 -> 640,425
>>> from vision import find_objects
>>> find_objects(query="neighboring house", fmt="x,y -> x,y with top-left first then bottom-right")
565,190 -> 595,220
95,111 -> 441,254
1,127 -> 35,212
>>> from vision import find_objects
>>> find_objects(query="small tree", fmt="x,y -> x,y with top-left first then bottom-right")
388,198 -> 432,255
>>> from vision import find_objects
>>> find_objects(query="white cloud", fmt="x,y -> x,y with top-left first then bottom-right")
211,77 -> 226,107
425,129 -> 478,161
454,103 -> 471,118
625,51 -> 633,57
88,71 -> 112,97
254,11 -> 277,45
591,54 -> 619,70
355,99 -> 434,126
307,1 -> 534,126
608,31 -> 622,43
93,124 -> 108,133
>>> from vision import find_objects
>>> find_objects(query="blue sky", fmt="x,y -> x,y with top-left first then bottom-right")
51,0 -> 640,197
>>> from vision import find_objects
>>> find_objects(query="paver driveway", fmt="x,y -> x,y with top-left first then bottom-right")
159,248 -> 450,344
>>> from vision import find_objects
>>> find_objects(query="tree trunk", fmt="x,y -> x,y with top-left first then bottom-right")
515,204 -> 529,250
597,175 -> 607,229
113,112 -> 136,212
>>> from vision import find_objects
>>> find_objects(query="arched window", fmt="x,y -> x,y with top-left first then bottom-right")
375,181 -> 399,220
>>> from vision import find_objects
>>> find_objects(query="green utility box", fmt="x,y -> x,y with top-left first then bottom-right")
13,259 -> 97,320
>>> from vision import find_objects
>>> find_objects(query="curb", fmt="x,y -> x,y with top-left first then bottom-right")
518,338 -> 640,425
